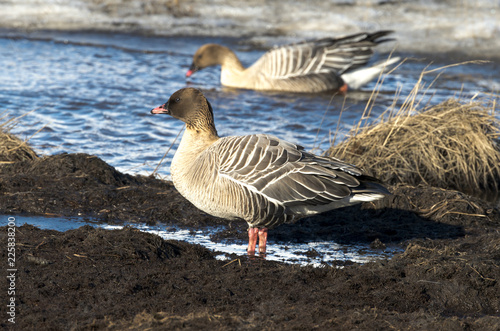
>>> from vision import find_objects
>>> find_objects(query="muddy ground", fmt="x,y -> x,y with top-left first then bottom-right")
1,152 -> 499,330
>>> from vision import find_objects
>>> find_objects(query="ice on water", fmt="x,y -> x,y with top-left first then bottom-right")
1,0 -> 499,57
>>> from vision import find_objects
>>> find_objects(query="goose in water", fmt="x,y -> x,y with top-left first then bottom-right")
151,88 -> 390,254
186,31 -> 399,93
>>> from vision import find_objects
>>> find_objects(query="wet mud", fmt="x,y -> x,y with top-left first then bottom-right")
1,153 -> 499,329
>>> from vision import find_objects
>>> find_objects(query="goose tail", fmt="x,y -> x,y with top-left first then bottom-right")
341,57 -> 400,90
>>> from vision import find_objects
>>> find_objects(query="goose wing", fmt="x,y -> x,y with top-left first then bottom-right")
250,31 -> 394,79
215,134 -> 366,208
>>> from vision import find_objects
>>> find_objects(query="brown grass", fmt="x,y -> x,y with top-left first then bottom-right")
328,63 -> 500,195
0,113 -> 38,163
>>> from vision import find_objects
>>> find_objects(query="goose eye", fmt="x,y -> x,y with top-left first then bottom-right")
175,98 -> 180,102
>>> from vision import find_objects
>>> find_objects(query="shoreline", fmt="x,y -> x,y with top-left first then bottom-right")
1,1 -> 500,59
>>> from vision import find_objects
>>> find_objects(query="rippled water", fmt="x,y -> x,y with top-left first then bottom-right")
2,31 -> 499,177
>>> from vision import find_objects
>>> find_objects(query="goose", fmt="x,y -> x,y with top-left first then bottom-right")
186,31 -> 399,93
151,88 -> 390,254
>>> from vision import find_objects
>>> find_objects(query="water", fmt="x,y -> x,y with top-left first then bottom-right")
2,31 -> 499,177
1,1 -> 500,263
14,215 -> 402,266
1,1 -> 500,57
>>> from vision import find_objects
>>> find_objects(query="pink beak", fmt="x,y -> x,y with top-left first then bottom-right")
151,104 -> 168,114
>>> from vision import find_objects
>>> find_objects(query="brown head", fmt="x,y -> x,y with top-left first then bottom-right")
186,44 -> 234,77
151,88 -> 218,135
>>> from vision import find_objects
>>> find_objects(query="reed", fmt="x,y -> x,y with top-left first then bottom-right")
0,111 -> 38,163
328,62 -> 500,194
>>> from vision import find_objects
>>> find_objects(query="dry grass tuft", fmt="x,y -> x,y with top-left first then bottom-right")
328,62 -> 500,195
328,99 -> 500,194
0,112 -> 38,163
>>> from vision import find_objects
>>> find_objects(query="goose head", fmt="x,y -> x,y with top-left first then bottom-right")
186,44 -> 233,77
151,88 -> 217,134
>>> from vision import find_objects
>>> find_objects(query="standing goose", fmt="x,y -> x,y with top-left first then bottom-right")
186,31 -> 399,93
151,88 -> 390,254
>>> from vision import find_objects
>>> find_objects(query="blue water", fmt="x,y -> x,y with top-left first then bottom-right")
2,31 -> 499,178
12,214 -> 402,266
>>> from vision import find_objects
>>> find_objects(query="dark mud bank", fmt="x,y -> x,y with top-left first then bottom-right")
1,152 -> 499,329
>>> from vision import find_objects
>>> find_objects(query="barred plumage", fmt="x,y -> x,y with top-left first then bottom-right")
151,88 -> 390,254
186,31 -> 399,93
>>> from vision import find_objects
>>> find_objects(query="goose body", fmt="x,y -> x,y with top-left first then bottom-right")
186,31 -> 399,93
151,88 -> 390,254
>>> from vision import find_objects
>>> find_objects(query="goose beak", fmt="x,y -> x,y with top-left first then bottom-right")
186,64 -> 199,77
151,103 -> 169,114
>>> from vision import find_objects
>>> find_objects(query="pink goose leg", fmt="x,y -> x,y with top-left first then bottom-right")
247,228 -> 259,254
258,228 -> 268,254
247,228 -> 269,255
